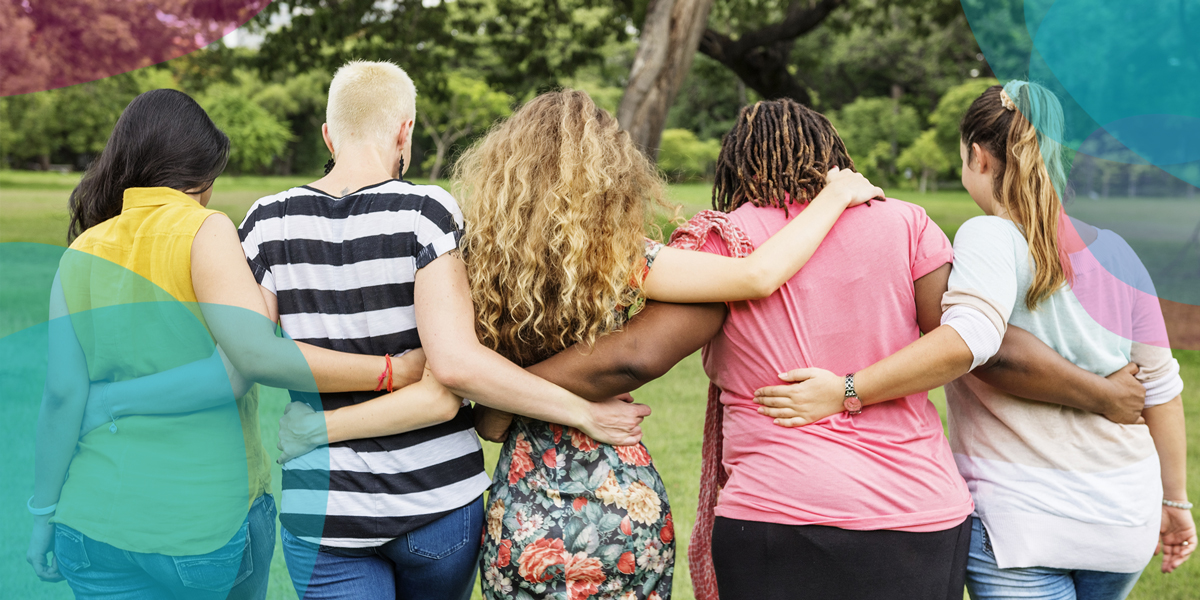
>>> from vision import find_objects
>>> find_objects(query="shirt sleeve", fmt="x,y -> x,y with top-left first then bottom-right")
238,202 -> 276,295
942,217 -> 1020,330
1109,231 -> 1184,406
414,186 -> 466,270
910,206 -> 954,281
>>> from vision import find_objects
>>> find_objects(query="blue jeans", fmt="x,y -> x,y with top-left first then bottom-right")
965,517 -> 1142,600
281,496 -> 483,600
56,493 -> 277,600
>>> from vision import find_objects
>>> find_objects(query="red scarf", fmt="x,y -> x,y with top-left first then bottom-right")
667,211 -> 754,600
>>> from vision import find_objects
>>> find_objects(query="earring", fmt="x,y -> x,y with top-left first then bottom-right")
324,156 -> 335,175
397,157 -> 405,179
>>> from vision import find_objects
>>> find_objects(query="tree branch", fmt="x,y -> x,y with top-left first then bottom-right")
727,0 -> 845,54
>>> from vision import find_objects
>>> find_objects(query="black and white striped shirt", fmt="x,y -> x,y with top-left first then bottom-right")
238,180 -> 490,549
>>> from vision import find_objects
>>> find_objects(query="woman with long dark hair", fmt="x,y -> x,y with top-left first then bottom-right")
25,88 -> 435,599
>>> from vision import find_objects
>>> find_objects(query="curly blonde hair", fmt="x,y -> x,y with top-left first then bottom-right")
454,89 -> 668,366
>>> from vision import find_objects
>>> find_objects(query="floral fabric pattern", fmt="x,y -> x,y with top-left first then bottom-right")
481,417 -> 674,600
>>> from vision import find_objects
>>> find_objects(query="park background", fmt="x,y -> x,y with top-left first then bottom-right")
2,1 -> 1198,599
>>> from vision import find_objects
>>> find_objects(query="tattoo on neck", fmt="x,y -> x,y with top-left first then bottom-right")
340,187 -> 350,196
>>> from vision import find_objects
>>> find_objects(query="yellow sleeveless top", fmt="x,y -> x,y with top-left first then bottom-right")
54,187 -> 272,555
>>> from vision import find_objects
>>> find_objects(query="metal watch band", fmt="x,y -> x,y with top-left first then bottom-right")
843,373 -> 862,415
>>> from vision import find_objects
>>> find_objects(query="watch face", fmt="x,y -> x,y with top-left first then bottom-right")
844,396 -> 863,414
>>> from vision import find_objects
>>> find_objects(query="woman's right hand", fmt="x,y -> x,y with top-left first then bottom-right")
579,396 -> 651,446
819,165 -> 885,208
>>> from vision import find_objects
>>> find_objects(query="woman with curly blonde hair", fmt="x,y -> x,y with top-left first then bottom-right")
458,90 -> 884,600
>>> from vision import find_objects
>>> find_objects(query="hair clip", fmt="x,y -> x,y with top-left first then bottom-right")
999,89 -> 1017,111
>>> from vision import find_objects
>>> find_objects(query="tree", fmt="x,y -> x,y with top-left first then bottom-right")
700,0 -> 846,105
201,85 -> 292,174
928,77 -> 999,175
897,129 -> 950,192
416,73 -> 513,181
656,128 -> 721,182
834,96 -> 919,183
1,0 -> 268,96
616,0 -> 715,158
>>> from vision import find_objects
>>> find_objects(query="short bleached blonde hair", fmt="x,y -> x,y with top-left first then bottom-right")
326,60 -> 416,152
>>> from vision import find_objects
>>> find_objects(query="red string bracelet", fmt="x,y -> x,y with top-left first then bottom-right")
374,354 -> 393,393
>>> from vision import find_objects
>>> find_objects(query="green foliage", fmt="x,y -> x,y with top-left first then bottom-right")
451,0 -> 638,98
833,96 -> 920,184
656,129 -> 720,182
666,54 -> 753,141
928,77 -> 1000,174
417,72 -> 513,180
897,129 -> 952,191
201,87 -> 293,174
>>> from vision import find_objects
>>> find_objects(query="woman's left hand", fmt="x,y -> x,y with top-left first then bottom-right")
754,368 -> 845,427
277,402 -> 326,464
1157,505 -> 1197,573
79,381 -> 112,437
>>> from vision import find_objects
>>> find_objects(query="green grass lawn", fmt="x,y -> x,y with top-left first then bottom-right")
1,171 -> 1197,599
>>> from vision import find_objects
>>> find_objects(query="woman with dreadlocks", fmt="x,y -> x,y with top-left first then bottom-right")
460,90 -> 884,600
459,96 -> 1142,600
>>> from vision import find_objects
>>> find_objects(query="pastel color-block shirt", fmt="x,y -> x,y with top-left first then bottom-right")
699,199 -> 974,532
943,216 -> 1183,572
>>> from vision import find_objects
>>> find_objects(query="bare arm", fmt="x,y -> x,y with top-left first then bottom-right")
27,274 -> 88,582
414,253 -> 651,446
1144,396 -> 1195,572
86,345 -> 425,434
644,167 -> 883,302
190,213 -> 400,392
473,300 -> 727,442
975,329 -> 1145,423
275,363 -> 463,463
757,261 -> 1146,426
32,274 -> 89,509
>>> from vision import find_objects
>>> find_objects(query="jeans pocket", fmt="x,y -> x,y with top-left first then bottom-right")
174,521 -> 250,592
408,505 -> 471,560
54,525 -> 91,573
980,523 -> 996,558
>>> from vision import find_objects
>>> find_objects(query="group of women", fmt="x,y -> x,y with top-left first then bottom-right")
26,57 -> 1194,600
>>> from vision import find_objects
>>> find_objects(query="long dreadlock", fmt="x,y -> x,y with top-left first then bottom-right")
713,99 -> 855,214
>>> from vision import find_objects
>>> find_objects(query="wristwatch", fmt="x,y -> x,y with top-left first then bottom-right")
843,373 -> 862,415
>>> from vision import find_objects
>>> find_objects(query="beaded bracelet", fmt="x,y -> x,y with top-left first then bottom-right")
1163,499 -> 1194,510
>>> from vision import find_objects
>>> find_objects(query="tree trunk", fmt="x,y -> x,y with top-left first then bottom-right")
429,142 -> 447,182
918,168 -> 928,193
699,0 -> 845,104
617,0 -> 716,159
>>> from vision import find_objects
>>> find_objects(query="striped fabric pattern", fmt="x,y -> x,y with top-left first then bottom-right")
238,180 -> 490,549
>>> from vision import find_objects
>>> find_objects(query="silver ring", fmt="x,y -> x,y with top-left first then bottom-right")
1184,540 -> 1191,546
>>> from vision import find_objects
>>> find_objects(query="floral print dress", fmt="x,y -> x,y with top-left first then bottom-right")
480,240 -> 674,600
481,420 -> 675,600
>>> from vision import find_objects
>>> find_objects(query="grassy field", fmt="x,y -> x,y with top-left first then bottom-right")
1,171 -> 1198,599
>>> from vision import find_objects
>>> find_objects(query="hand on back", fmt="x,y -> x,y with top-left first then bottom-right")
1098,362 -> 1145,425
821,166 -> 885,208
581,395 -> 651,446
753,368 -> 845,427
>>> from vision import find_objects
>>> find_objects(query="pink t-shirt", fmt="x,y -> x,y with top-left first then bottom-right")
700,199 -> 973,532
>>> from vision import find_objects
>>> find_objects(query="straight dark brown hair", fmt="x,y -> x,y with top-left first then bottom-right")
67,89 -> 229,242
